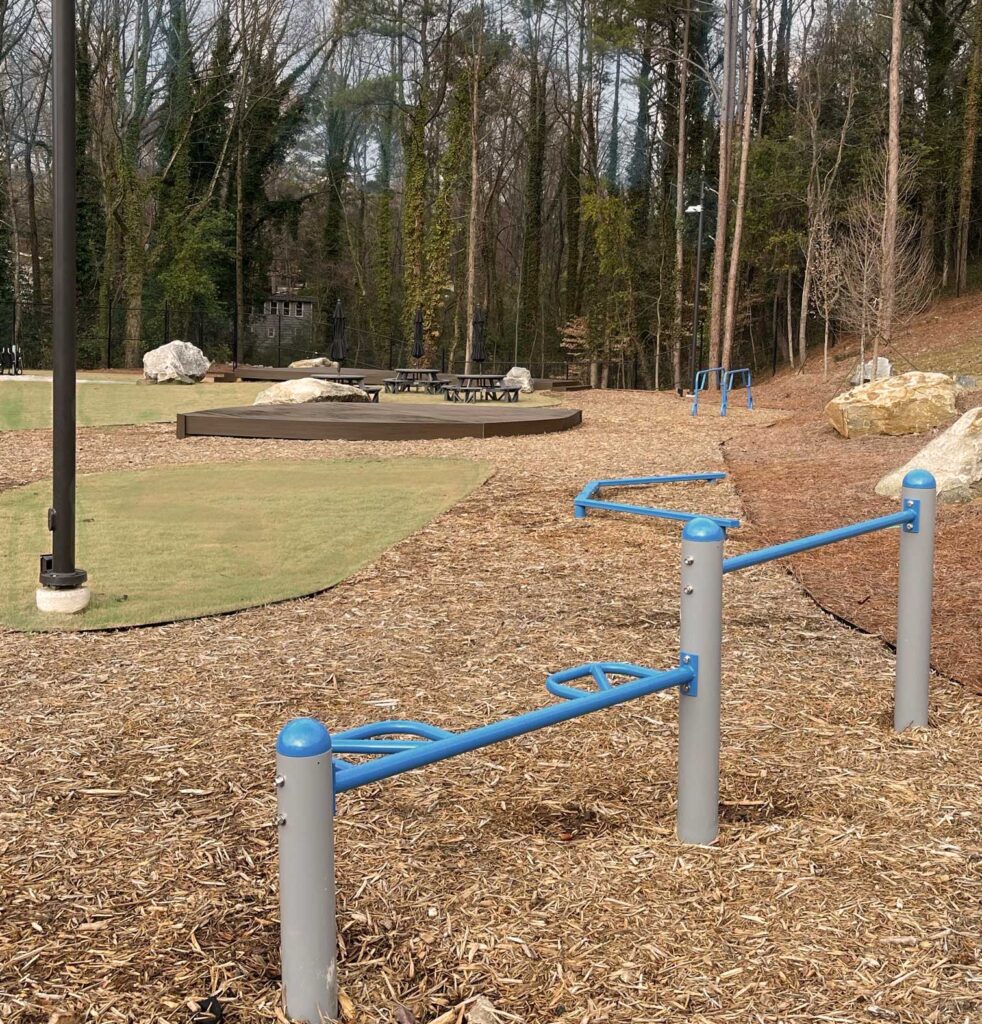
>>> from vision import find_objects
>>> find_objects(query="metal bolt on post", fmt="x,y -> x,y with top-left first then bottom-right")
277,718 -> 338,1023
677,517 -> 725,844
895,469 -> 937,731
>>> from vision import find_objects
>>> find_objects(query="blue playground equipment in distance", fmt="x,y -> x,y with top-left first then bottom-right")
691,366 -> 753,416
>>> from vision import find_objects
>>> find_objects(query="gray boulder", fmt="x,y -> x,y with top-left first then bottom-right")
502,365 -> 534,393
253,378 -> 369,405
143,340 -> 211,383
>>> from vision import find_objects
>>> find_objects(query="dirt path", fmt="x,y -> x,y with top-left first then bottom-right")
1,392 -> 978,1023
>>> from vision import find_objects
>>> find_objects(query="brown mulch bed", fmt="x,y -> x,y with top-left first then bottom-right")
1,392 -> 979,1024
724,330 -> 982,694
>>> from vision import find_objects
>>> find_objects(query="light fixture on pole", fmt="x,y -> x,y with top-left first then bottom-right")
686,174 -> 707,396
37,0 -> 89,613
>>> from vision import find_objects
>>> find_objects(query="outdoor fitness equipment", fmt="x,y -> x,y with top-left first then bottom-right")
275,468 -> 936,1023
691,366 -> 753,416
574,471 -> 740,528
720,368 -> 753,416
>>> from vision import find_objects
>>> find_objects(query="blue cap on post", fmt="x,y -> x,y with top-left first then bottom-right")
902,468 -> 936,490
277,717 -> 332,757
682,516 -> 726,542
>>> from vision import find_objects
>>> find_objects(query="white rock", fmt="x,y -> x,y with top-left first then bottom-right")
143,340 -> 211,383
288,357 -> 340,371
849,356 -> 893,385
502,365 -> 534,393
875,406 -> 982,503
253,377 -> 369,405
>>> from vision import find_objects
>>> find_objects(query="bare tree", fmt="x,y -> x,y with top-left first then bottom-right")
809,206 -> 843,379
875,0 -> 902,379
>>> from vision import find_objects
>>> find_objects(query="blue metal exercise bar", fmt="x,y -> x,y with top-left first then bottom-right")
574,471 -> 740,529
330,662 -> 695,794
690,367 -> 724,416
720,368 -> 753,417
723,507 -> 918,574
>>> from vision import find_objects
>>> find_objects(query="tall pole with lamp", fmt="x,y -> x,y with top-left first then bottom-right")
38,0 -> 89,613
686,174 -> 706,395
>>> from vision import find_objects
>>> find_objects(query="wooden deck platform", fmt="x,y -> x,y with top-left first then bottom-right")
177,401 -> 582,442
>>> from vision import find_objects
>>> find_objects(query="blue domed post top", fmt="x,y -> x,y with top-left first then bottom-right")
682,516 -> 726,543
902,468 -> 936,490
277,717 -> 332,757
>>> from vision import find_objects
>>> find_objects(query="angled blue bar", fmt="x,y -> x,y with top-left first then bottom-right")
573,472 -> 741,529
332,720 -> 454,742
722,508 -> 917,575
332,664 -> 695,794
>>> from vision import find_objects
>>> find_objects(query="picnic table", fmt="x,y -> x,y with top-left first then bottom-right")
385,368 -> 446,394
444,372 -> 520,403
312,373 -> 365,386
457,372 -> 504,388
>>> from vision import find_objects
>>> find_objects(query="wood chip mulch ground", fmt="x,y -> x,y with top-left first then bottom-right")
1,391 -> 979,1024
724,361 -> 982,695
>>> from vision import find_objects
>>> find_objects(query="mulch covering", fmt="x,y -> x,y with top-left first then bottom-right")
724,366 -> 982,694
1,392 -> 979,1024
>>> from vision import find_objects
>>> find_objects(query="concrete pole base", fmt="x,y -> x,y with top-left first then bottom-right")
36,585 -> 91,614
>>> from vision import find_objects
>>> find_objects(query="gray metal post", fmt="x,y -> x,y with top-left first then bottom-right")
895,469 -> 937,731
677,516 -> 725,844
277,718 -> 338,1023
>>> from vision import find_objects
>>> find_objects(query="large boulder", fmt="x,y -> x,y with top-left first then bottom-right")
289,357 -> 340,371
825,371 -> 957,438
875,406 -> 982,503
849,356 -> 892,385
502,365 -> 534,393
143,340 -> 210,383
253,378 -> 369,405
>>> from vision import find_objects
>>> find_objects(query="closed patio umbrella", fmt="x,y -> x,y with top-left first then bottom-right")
412,307 -> 425,361
330,299 -> 347,363
471,309 -> 486,364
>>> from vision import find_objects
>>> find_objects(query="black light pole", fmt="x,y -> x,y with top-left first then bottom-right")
38,0 -> 88,609
687,175 -> 706,395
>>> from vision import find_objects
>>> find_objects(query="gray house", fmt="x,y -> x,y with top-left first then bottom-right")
247,294 -> 318,363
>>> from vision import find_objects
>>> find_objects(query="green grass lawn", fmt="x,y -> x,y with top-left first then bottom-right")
0,380 -> 268,430
0,378 -> 559,431
1,458 -> 492,631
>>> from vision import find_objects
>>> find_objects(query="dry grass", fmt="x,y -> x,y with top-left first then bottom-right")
0,392 -> 979,1024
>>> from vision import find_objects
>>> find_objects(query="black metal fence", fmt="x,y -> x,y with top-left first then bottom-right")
0,300 -> 581,379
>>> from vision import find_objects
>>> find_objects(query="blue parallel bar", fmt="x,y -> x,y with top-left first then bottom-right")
575,497 -> 740,529
333,665 -> 695,794
332,720 -> 455,742
591,472 -> 726,487
722,509 -> 917,575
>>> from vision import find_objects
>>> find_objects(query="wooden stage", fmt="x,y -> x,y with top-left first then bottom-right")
177,401 -> 582,442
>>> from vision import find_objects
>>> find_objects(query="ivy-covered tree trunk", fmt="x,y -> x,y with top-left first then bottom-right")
520,59 -> 547,363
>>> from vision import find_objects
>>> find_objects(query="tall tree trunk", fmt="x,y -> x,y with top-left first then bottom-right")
464,42 -> 482,375
956,0 -> 982,296
672,1 -> 691,392
24,145 -> 42,306
708,0 -> 737,370
876,0 -> 903,377
721,0 -> 758,371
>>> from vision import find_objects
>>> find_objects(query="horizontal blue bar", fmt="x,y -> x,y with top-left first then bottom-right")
722,509 -> 916,574
591,473 -> 726,487
333,665 -> 695,793
332,738 -> 429,754
575,497 -> 740,529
